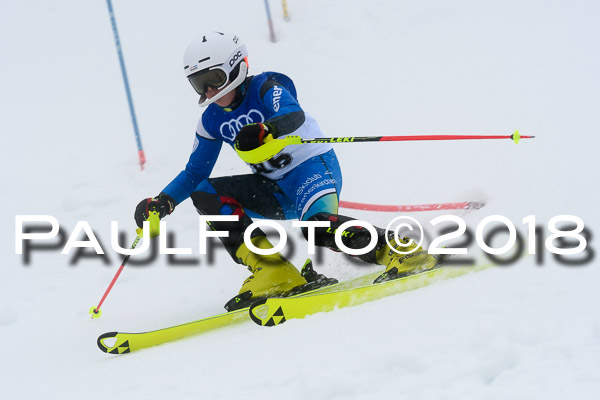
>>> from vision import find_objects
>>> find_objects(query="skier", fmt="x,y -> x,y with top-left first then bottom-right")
134,32 -> 436,308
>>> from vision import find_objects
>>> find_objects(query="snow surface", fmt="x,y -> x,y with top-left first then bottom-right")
1,0 -> 599,399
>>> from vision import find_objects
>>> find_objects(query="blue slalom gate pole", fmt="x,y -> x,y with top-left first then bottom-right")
263,0 -> 277,42
106,0 -> 146,170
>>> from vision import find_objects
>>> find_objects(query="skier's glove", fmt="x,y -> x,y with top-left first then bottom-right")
235,122 -> 276,151
134,193 -> 176,229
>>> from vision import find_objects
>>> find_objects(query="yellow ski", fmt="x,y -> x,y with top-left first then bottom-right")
97,263 -> 489,354
96,269 -> 381,354
97,307 -> 250,354
249,264 -> 490,326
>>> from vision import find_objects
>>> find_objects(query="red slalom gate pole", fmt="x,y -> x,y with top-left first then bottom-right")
339,200 -> 486,213
90,234 -> 142,319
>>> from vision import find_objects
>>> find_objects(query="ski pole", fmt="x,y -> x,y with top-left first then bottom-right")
236,130 -> 535,164
90,233 -> 142,319
296,132 -> 532,144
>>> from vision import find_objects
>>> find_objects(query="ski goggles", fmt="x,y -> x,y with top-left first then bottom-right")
188,45 -> 249,96
188,68 -> 229,95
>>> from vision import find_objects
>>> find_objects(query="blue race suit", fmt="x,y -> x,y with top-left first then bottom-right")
161,72 -> 347,259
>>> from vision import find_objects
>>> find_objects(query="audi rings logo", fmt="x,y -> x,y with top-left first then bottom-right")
219,109 -> 265,140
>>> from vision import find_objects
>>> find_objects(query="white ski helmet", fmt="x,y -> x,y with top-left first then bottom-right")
183,32 -> 249,107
